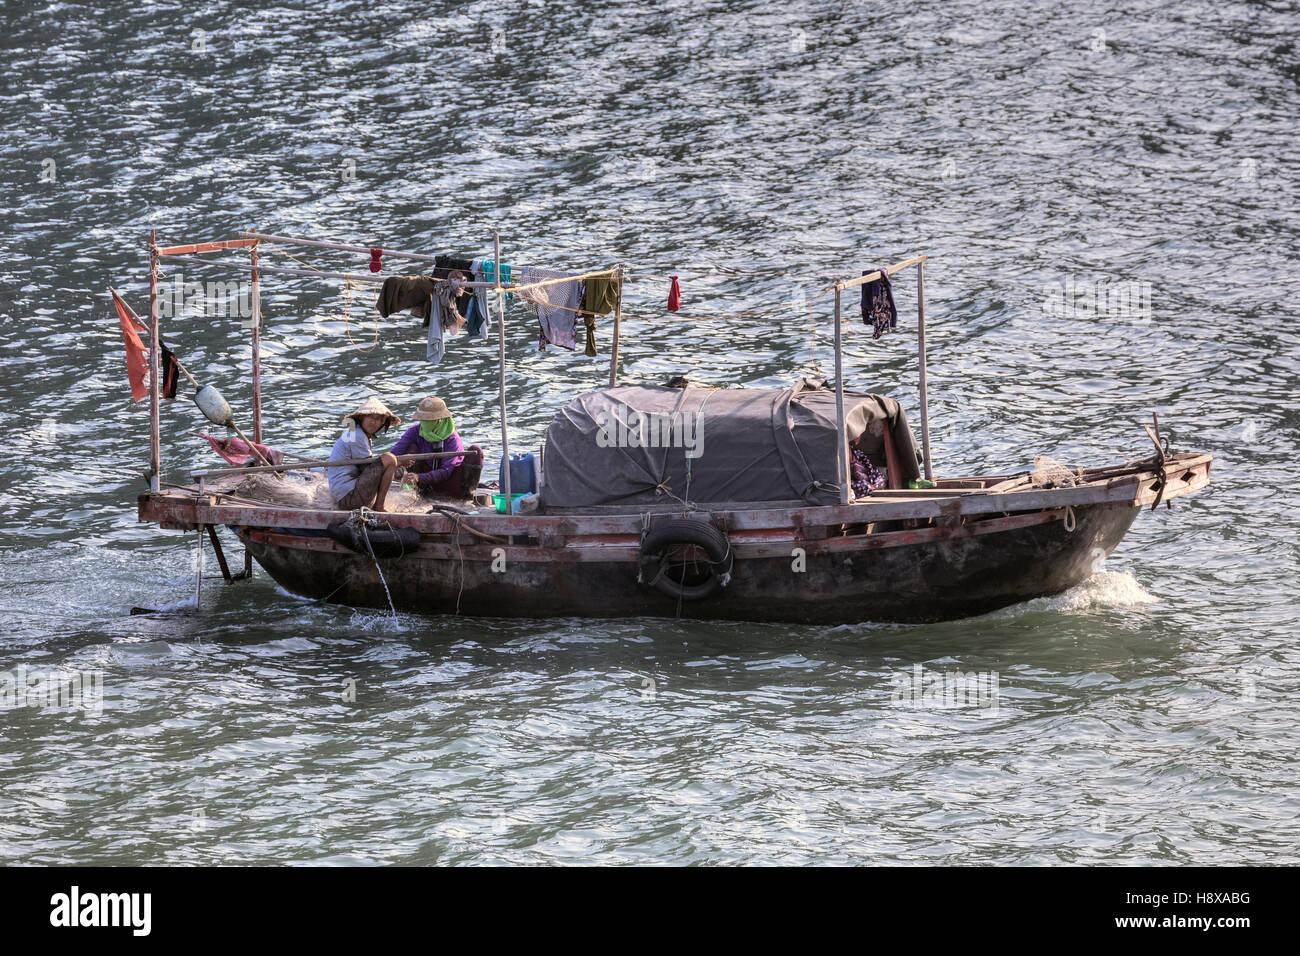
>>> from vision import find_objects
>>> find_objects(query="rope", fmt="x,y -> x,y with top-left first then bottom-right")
450,513 -> 466,614
264,244 -> 380,352
541,284 -> 838,323
264,242 -> 842,322
350,508 -> 401,624
426,505 -> 505,544
679,388 -> 722,516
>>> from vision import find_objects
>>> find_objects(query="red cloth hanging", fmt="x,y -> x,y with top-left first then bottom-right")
198,433 -> 285,468
369,248 -> 383,273
667,275 -> 681,312
111,289 -> 149,402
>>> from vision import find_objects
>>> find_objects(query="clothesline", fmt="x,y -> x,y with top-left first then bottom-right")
159,258 -> 844,324
160,257 -> 845,326
258,244 -> 619,292
528,284 -> 839,322
163,243 -> 879,328
623,270 -> 843,281
263,243 -> 845,318
259,237 -> 849,284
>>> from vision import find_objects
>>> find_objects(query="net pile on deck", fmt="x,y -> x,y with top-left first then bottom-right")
1029,456 -> 1080,488
227,471 -> 467,512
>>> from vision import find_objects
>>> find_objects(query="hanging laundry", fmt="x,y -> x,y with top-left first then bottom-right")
369,248 -> 383,273
434,255 -> 474,316
433,254 -> 474,274
463,289 -> 489,337
378,275 -> 435,323
435,272 -> 468,332
518,266 -> 581,351
160,342 -> 180,399
427,271 -> 468,365
667,275 -> 681,312
465,258 -> 492,339
480,259 -> 513,300
426,300 -> 444,364
580,275 -> 620,357
111,288 -> 188,401
860,265 -> 897,340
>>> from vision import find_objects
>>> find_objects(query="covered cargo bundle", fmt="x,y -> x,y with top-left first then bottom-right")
540,381 -> 921,508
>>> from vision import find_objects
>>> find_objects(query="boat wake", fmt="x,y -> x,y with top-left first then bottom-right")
1002,570 -> 1157,618
347,608 -> 409,632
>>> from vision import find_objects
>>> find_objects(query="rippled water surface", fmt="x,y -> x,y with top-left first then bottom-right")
1,0 -> 1298,864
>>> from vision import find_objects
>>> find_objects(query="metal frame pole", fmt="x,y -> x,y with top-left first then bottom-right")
239,230 -> 442,265
917,260 -> 933,480
608,264 -> 623,387
833,284 -> 849,504
250,241 -> 262,442
148,229 -> 161,493
494,231 -> 512,507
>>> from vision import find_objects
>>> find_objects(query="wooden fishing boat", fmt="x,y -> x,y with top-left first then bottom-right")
139,450 -> 1210,623
125,232 -> 1213,623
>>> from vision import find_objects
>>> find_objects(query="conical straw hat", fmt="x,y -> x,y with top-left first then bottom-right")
342,395 -> 401,430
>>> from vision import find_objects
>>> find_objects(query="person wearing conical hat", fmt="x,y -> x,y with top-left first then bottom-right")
328,396 -> 409,512
390,396 -> 484,500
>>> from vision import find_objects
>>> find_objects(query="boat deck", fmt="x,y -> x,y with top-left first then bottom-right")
143,454 -> 1212,563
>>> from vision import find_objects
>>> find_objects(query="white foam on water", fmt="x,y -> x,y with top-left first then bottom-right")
993,570 -> 1158,619
347,608 -> 409,632
1031,569 -> 1158,615
1060,569 -> 1158,611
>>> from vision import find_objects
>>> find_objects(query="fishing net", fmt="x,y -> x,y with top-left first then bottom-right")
1030,455 -> 1080,488
228,471 -> 466,512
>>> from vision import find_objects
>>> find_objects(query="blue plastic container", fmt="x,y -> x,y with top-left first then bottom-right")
498,452 -> 537,495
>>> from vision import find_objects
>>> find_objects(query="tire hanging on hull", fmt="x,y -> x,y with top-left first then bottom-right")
638,518 -> 734,601
327,521 -> 420,559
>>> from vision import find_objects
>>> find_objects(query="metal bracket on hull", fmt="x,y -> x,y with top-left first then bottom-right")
1143,413 -> 1172,511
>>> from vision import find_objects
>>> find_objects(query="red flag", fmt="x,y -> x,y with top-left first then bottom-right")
111,288 -> 149,402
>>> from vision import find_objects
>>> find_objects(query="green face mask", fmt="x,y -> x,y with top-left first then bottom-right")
419,417 -> 455,442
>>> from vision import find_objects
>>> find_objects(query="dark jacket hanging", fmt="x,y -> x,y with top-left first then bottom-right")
860,266 -> 898,340
378,275 -> 436,323
434,255 -> 475,317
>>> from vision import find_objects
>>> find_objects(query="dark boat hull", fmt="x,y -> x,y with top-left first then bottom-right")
240,501 -> 1139,624
141,452 -> 1210,624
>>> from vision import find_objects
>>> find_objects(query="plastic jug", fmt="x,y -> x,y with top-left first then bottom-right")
498,452 -> 537,495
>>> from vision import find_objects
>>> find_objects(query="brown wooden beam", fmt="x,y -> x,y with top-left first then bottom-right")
204,524 -> 234,583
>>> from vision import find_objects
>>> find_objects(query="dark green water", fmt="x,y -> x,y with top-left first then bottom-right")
0,0 -> 1297,864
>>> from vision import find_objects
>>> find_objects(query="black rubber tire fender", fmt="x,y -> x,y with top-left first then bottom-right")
638,517 -> 733,601
327,521 -> 421,559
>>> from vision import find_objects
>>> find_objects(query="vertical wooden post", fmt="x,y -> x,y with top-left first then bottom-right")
205,524 -> 234,583
250,241 -> 262,442
833,284 -> 849,504
608,264 -> 623,387
193,526 -> 204,606
494,231 -> 511,507
917,260 -> 933,480
148,229 -> 161,493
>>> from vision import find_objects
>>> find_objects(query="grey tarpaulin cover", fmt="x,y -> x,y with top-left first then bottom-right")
540,381 -> 921,508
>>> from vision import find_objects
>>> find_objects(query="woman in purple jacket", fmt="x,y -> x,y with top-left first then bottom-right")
390,396 -> 484,499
